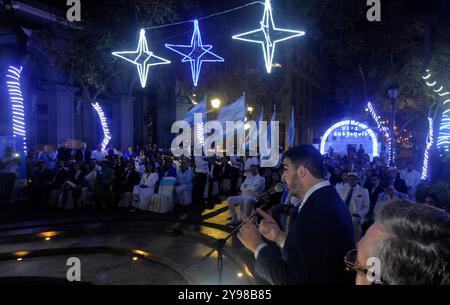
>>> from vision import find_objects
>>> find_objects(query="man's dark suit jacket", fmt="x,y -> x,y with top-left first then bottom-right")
255,185 -> 355,285
74,149 -> 92,163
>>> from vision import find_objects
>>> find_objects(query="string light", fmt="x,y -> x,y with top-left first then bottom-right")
421,117 -> 434,180
6,66 -> 27,154
92,102 -> 112,150
113,29 -> 171,88
165,20 -> 224,87
367,102 -> 393,163
232,0 -> 305,74
422,69 -> 450,154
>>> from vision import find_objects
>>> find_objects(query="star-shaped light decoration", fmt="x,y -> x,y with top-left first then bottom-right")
232,0 -> 305,74
165,20 -> 224,87
113,29 -> 171,88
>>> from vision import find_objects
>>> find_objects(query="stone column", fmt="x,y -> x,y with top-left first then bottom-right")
120,95 -> 134,150
55,85 -> 78,143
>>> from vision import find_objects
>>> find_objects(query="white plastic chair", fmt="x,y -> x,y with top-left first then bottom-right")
149,177 -> 177,213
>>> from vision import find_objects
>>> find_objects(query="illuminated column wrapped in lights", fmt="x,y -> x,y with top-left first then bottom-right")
438,110 -> 450,152
6,66 -> 27,154
92,102 -> 112,151
421,117 -> 434,180
367,101 -> 392,163
422,69 -> 450,153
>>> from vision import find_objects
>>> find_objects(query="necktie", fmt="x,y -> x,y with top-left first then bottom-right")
345,187 -> 354,207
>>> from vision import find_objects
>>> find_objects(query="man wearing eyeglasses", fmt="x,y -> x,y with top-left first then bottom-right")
238,145 -> 355,285
345,200 -> 450,285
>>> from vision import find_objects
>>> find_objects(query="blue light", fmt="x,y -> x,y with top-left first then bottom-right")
232,0 -> 305,74
165,20 -> 224,87
367,101 -> 393,164
92,102 -> 112,151
422,69 -> 450,153
6,66 -> 27,154
421,117 -> 434,181
113,29 -> 171,88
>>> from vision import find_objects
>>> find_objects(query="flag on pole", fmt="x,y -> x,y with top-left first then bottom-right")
184,98 -> 206,146
216,95 -> 246,124
217,95 -> 246,141
244,108 -> 264,151
267,105 -> 276,147
184,98 -> 206,126
288,106 -> 295,147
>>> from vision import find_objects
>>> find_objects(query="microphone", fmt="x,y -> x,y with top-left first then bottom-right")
254,183 -> 286,209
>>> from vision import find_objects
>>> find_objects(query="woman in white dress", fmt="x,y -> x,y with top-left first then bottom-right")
132,163 -> 159,211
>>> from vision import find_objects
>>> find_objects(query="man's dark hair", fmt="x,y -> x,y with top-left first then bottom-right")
375,200 -> 450,285
283,145 -> 325,179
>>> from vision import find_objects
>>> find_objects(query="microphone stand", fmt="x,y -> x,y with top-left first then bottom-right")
201,199 -> 269,284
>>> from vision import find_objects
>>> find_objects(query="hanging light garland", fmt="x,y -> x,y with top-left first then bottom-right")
232,0 -> 305,74
113,0 -> 305,85
165,20 -> 224,87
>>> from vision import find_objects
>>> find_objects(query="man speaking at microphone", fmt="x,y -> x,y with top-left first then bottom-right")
238,145 -> 355,285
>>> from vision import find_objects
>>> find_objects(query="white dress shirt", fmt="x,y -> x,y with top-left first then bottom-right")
91,150 -> 107,162
241,174 -> 265,197
338,184 -> 370,220
194,156 -> 209,174
402,170 -> 421,189
177,168 -> 193,190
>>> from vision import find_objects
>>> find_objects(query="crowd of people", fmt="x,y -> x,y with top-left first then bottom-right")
1,141 -> 445,229
1,141 -> 283,221
1,140 -> 449,285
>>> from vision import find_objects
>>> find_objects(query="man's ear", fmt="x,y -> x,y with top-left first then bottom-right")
296,165 -> 306,178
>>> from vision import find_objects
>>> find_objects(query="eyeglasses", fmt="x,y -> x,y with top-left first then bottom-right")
344,249 -> 369,275
344,249 -> 385,284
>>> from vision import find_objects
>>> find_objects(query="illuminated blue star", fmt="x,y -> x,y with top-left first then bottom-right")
113,29 -> 171,88
165,20 -> 224,87
232,0 -> 305,73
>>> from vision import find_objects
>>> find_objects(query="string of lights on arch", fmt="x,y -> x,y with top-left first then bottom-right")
112,0 -> 305,88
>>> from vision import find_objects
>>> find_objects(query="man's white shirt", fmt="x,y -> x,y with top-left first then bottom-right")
338,185 -> 370,221
194,157 -> 209,174
91,150 -> 107,162
241,174 -> 265,197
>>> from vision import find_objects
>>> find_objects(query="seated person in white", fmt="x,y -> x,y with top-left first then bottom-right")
243,156 -> 260,178
132,163 -> 159,211
374,177 -> 409,218
91,144 -> 107,162
227,164 -> 265,225
338,172 -> 370,241
176,160 -> 193,206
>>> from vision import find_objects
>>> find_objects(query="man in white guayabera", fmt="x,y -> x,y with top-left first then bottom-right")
227,164 -> 265,226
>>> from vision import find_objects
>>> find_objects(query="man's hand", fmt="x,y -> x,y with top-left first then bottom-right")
257,208 -> 286,248
237,221 -> 264,253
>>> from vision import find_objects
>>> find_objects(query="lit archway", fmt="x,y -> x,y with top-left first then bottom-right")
320,120 -> 379,158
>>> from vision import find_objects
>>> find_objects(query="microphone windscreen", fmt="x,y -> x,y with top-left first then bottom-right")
274,183 -> 286,193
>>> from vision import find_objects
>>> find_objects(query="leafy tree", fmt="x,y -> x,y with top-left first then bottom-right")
285,0 -> 450,138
